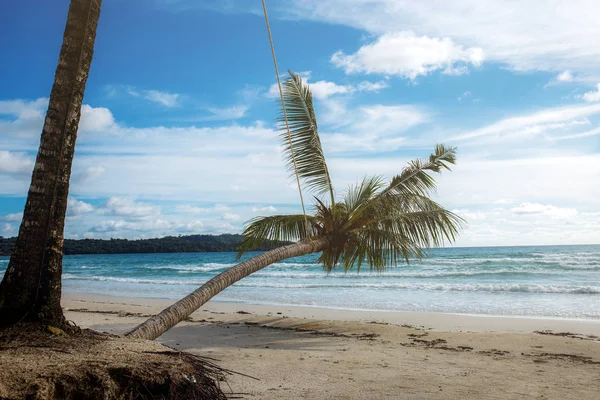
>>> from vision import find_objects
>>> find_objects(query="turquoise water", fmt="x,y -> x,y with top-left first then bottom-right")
1,245 -> 599,319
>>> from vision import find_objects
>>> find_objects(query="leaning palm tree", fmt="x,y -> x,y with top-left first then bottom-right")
126,72 -> 464,340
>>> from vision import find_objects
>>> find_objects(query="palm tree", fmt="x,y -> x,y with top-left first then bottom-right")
126,72 -> 464,340
0,0 -> 102,328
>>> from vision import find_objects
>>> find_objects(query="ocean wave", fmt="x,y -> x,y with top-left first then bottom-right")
251,269 -> 564,279
62,274 -> 198,286
0,260 -> 8,264
138,262 -> 324,273
143,263 -> 232,272
233,281 -> 600,294
536,254 -> 600,260
423,256 -> 600,268
127,255 -> 600,272
61,274 -> 600,294
201,262 -> 238,269
271,262 -> 321,268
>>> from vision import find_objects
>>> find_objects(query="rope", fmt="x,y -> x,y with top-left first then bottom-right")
261,0 -> 310,238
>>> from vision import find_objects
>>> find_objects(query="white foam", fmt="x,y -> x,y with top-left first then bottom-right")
143,263 -> 230,272
62,274 -> 202,286
62,274 -> 600,294
232,281 -> 600,294
252,268 -> 564,279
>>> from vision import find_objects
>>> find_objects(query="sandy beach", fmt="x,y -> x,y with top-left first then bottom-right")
63,293 -> 600,399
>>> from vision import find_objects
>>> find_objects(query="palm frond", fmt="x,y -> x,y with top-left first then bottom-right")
344,175 -> 385,213
237,214 -> 320,258
279,71 -> 335,203
371,190 -> 465,246
379,210 -> 463,248
378,144 -> 457,199
337,227 -> 424,273
333,172 -> 465,271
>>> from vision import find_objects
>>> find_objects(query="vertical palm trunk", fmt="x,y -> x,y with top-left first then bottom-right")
126,238 -> 329,340
0,0 -> 102,328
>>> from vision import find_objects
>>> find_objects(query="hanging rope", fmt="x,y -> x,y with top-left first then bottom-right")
261,0 -> 310,238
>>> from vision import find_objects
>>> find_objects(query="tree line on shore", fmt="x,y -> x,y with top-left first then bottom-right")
0,234 -> 289,256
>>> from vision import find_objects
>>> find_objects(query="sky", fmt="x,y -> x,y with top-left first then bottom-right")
1,0 -> 600,247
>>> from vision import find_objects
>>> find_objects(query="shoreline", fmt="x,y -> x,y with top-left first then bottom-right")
63,292 -> 600,335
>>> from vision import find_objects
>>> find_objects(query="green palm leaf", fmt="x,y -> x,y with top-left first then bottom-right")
237,214 -> 320,257
344,175 -> 385,213
279,71 -> 335,204
379,144 -> 457,199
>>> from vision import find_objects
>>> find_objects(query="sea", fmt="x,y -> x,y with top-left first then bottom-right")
1,244 -> 599,320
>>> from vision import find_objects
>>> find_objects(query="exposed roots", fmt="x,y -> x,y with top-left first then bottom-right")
0,324 -> 228,399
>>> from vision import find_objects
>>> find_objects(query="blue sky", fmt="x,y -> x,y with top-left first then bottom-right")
2,0 -> 600,246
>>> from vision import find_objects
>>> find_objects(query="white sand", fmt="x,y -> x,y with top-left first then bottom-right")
63,293 -> 600,399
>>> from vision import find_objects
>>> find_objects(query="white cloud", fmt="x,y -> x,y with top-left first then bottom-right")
67,198 -> 94,217
237,85 -> 264,104
176,220 -> 205,232
320,103 -> 428,153
511,202 -> 577,219
493,199 -> 513,205
281,0 -> 600,77
0,99 -> 116,141
2,212 -> 23,222
222,212 -> 241,221
354,105 -> 426,136
445,205 -> 600,247
331,31 -> 484,80
79,105 -> 115,132
203,105 -> 248,120
557,70 -> 574,82
0,98 -> 47,140
251,205 -> 277,213
175,204 -> 233,214
213,204 -> 231,212
458,91 -> 471,102
267,75 -> 388,101
266,83 -> 280,99
1,222 -> 15,237
451,208 -> 486,221
101,198 -> 161,219
0,151 -> 33,177
0,98 -> 47,121
82,200 -> 250,238
143,90 -> 180,107
87,217 -> 229,237
553,126 -> 600,141
175,204 -> 210,214
356,80 -> 389,92
73,166 -> 106,183
117,85 -> 181,107
580,84 -> 600,102
309,81 -> 353,99
546,70 -> 577,87
450,103 -> 600,143
90,219 -> 171,233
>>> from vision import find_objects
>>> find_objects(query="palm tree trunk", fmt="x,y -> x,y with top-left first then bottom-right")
0,0 -> 102,328
126,238 -> 329,340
